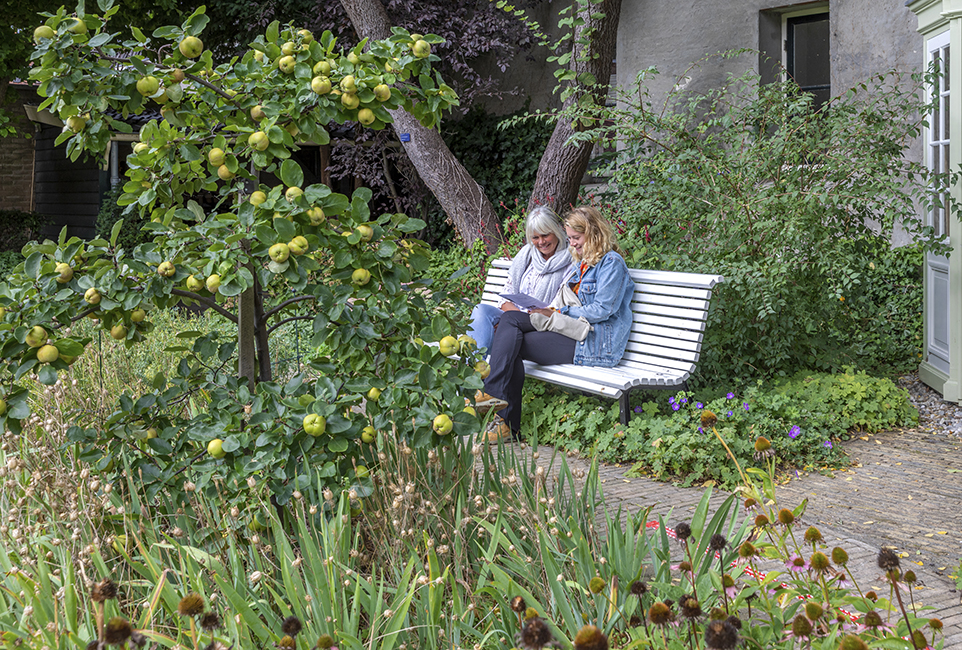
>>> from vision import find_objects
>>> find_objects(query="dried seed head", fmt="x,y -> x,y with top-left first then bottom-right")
809,551 -> 830,573
831,547 -> 849,565
679,595 -> 702,619
700,410 -> 717,428
588,576 -> 606,594
129,631 -> 147,649
726,615 -> 742,630
754,514 -> 770,528
86,640 -> 103,650
199,611 -> 221,631
282,616 -> 303,637
804,602 -> 823,621
629,580 -> 649,597
721,574 -> 735,590
104,617 -> 132,646
573,624 -> 607,650
738,541 -> 757,559
861,611 -> 884,629
904,570 -> 917,583
709,608 -> 727,621
777,508 -> 795,526
803,526 -> 823,544
753,437 -> 774,459
316,634 -> 335,649
865,591 -> 878,602
708,533 -> 727,552
929,618 -> 943,631
703,619 -> 738,650
677,561 -> 692,574
877,548 -> 900,572
510,595 -> 527,613
838,635 -> 870,650
743,498 -> 758,510
674,522 -> 692,541
91,578 -> 118,602
177,593 -> 205,617
277,635 -> 296,649
791,615 -> 812,638
648,601 -> 673,626
516,617 -> 556,650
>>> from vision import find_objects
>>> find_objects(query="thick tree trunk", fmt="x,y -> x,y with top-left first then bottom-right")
527,0 -> 622,215
339,0 -> 504,253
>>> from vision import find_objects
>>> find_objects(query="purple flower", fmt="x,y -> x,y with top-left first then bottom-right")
698,427 -> 704,434
680,397 -> 688,404
743,402 -> 750,411
786,554 -> 809,573
823,440 -> 833,449
726,392 -> 734,399
669,396 -> 675,404
634,405 -> 643,414
726,410 -> 733,417
696,402 -> 703,409
671,403 -> 680,411
789,425 -> 801,439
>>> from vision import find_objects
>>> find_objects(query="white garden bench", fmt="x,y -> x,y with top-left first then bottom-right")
480,258 -> 724,424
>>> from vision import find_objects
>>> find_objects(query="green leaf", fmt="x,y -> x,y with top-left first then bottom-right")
54,340 -> 84,356
23,252 -> 42,279
273,217 -> 296,241
38,364 -> 58,386
110,219 -> 124,248
279,159 -> 304,188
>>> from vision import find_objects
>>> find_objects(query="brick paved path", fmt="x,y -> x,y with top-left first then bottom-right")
514,423 -> 962,646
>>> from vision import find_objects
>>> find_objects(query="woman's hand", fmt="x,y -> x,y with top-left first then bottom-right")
530,307 -> 554,317
500,302 -> 520,312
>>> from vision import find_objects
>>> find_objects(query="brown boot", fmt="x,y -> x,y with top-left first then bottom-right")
483,416 -> 514,444
473,391 -> 508,415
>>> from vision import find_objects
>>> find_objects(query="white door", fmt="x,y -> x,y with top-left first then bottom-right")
926,31 -> 952,378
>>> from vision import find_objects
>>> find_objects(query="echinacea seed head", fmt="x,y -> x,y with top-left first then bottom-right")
804,526 -> 823,544
709,533 -> 727,551
709,608 -> 727,621
91,578 -> 118,602
738,541 -> 757,558
877,548 -> 900,572
703,619 -> 738,650
810,551 -> 830,572
838,634 -> 870,650
777,508 -> 795,525
524,607 -> 540,621
675,522 -> 692,541
679,595 -> 702,619
791,615 -> 812,638
87,641 -> 103,650
721,574 -> 735,589
831,547 -> 849,565
700,410 -> 717,428
804,602 -> 823,621
199,611 -> 221,631
573,624 -> 607,650
865,591 -> 878,602
510,595 -> 527,613
316,634 -> 335,649
648,601 -> 673,626
677,561 -> 692,573
904,570 -> 917,583
753,437 -> 774,459
726,615 -> 742,630
754,514 -> 770,527
629,580 -> 648,596
929,618 -> 943,631
104,617 -> 132,645
517,616 -> 556,650
743,498 -> 757,510
588,576 -> 606,594
177,593 -> 205,617
282,616 -> 303,636
277,635 -> 296,649
862,611 -> 883,629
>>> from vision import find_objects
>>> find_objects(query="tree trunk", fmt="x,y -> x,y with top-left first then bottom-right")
527,0 -> 622,215
339,0 -> 504,254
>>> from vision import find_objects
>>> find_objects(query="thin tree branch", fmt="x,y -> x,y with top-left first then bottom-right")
267,315 -> 314,336
260,295 -> 315,324
170,289 -> 238,323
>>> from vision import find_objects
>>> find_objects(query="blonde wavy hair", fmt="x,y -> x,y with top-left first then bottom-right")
564,206 -> 622,267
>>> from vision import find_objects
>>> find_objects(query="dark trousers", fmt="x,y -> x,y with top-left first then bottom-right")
483,310 -> 575,432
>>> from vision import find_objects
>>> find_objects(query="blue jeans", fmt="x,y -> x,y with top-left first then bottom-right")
467,303 -> 503,352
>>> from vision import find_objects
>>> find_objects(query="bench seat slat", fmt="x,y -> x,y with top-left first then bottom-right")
629,330 -> 703,351
631,301 -> 712,321
523,366 -> 627,397
620,350 -> 695,372
525,362 -> 647,389
634,283 -> 714,301
632,311 -> 708,332
629,268 -> 724,289
632,293 -> 711,311
625,341 -> 700,363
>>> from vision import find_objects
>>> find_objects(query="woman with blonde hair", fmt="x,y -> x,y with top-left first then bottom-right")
475,206 -> 634,442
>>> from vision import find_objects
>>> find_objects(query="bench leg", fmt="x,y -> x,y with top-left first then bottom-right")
619,389 -> 633,426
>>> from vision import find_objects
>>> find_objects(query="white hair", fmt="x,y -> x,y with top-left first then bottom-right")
525,206 -> 567,247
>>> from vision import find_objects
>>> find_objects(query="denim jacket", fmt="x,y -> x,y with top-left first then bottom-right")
558,251 -> 633,367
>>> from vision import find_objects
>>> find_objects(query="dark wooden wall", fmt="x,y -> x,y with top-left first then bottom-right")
33,124 -> 106,240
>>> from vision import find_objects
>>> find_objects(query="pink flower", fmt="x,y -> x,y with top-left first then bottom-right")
786,554 -> 809,573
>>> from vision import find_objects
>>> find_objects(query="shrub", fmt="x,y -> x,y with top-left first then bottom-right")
94,183 -> 151,253
0,209 -> 48,252
568,55 -> 957,386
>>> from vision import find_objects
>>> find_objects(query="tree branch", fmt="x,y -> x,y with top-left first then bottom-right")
260,295 -> 315,324
267,315 -> 314,336
170,289 -> 238,323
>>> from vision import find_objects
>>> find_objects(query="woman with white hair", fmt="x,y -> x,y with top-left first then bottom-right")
466,206 -> 573,352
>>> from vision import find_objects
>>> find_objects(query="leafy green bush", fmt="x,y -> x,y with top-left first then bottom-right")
95,183 -> 151,252
570,57 -> 956,386
0,209 -> 48,252
520,369 -> 917,489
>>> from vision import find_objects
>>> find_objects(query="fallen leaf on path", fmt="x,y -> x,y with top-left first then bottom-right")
863,521 -> 874,525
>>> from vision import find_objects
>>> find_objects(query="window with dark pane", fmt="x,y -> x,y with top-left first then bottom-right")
787,13 -> 830,108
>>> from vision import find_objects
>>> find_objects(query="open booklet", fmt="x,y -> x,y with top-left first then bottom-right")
499,292 -> 549,310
